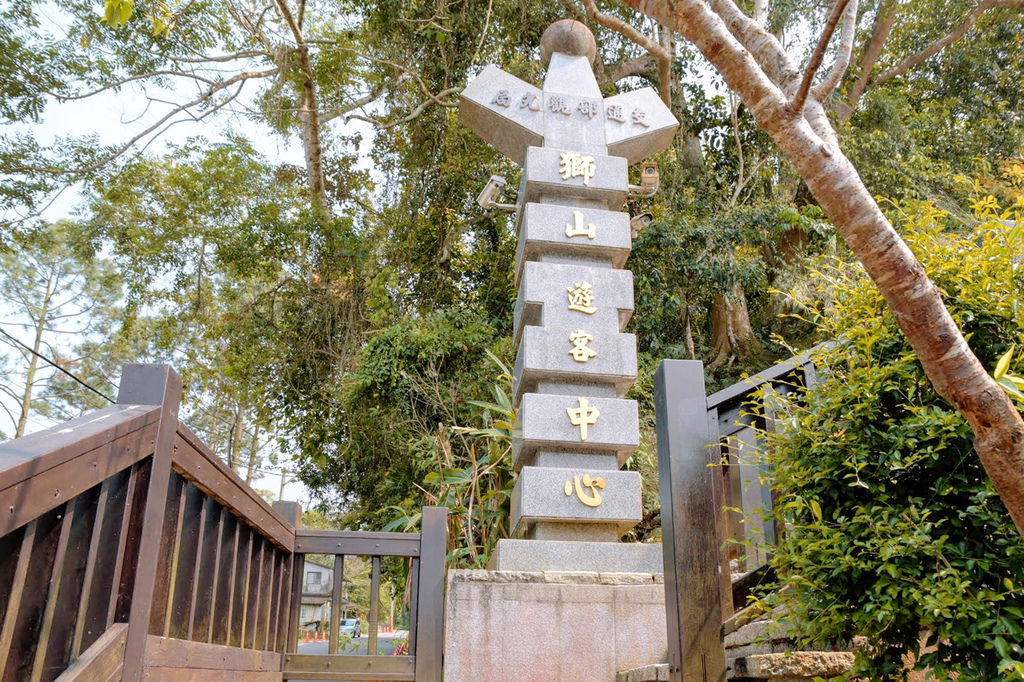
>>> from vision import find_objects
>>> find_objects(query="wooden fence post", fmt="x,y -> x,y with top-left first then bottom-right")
117,364 -> 182,682
414,506 -> 447,682
654,360 -> 726,682
272,500 -> 302,655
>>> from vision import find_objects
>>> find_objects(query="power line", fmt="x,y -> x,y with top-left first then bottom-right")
0,326 -> 115,404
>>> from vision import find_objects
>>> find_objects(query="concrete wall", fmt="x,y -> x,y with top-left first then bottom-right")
445,570 -> 667,681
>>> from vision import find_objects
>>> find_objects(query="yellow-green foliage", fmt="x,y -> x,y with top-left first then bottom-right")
760,199 -> 1024,680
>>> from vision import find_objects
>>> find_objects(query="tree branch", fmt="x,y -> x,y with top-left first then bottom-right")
753,0 -> 769,25
345,87 -> 460,129
813,0 -> 859,99
609,55 -> 658,82
871,0 -> 1024,88
9,69 -> 279,176
271,0 -> 330,218
320,85 -> 388,123
839,0 -> 896,122
581,0 -> 672,105
706,0 -> 798,88
790,0 -> 853,115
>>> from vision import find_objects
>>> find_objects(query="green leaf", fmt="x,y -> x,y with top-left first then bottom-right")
998,377 -> 1024,402
809,499 -> 822,522
994,346 -> 1014,380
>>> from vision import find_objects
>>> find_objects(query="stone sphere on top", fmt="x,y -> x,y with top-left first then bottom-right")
540,19 -> 597,67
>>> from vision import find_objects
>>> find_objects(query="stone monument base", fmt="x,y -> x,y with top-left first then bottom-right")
444,570 -> 667,682
489,538 -> 663,572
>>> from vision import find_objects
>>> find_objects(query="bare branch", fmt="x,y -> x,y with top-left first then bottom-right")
345,87 -> 460,129
790,0 -> 853,115
871,0 -> 1024,88
271,0 -> 330,218
320,85 -> 388,123
9,68 -> 279,177
163,50 -> 266,63
813,0 -> 859,99
609,55 -> 658,82
839,0 -> 896,122
581,0 -> 672,105
48,70 -> 217,102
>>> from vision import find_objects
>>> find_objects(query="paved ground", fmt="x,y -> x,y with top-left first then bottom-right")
295,632 -> 402,656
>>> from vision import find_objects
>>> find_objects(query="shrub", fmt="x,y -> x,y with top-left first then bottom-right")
761,200 -> 1024,680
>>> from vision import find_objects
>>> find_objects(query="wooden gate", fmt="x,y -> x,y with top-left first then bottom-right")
653,350 -> 819,682
0,363 -> 446,681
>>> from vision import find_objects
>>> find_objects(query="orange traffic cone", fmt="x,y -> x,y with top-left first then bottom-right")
304,631 -> 310,643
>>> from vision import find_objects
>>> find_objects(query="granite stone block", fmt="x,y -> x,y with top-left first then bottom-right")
514,260 -> 633,348
445,568 -> 668,681
511,466 -> 641,537
513,202 -> 631,286
514,325 -> 637,400
521,146 -> 628,209
489,539 -> 663,573
513,392 -> 639,470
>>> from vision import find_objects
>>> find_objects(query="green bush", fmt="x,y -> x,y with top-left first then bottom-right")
760,200 -> 1024,680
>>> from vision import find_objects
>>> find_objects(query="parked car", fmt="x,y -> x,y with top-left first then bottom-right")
340,618 -> 361,638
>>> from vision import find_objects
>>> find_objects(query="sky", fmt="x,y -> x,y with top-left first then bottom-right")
2,3 -> 374,507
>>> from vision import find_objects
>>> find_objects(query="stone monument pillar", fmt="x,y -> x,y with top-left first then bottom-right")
460,19 -> 677,572
444,21 -> 679,680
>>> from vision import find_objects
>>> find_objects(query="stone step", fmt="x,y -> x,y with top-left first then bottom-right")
616,650 -> 855,682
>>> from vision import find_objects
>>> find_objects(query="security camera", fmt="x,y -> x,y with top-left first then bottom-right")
630,212 -> 654,238
476,175 -> 517,213
628,162 -> 660,198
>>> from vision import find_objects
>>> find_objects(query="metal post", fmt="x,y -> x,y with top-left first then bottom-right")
654,360 -> 726,682
117,364 -> 182,682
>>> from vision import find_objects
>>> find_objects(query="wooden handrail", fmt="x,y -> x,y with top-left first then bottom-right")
0,404 -> 160,537
174,424 -> 295,550
1,363 -> 448,682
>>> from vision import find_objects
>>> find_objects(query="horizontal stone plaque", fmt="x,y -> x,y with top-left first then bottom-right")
604,87 -> 680,165
520,146 -> 628,209
513,393 -> 639,470
459,65 -> 544,166
513,202 -> 631,286
510,466 -> 642,537
513,326 -> 637,401
514,261 -> 633,348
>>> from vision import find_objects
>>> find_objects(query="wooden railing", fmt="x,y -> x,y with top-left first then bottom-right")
653,349 -> 819,682
0,363 -> 446,682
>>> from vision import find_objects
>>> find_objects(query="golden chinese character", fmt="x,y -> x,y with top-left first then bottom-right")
563,474 -> 606,507
564,210 -> 596,239
566,397 -> 600,441
567,281 -> 597,314
568,329 -> 597,363
558,151 -> 597,186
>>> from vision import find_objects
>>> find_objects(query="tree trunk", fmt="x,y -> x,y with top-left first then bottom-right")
626,0 -> 1024,536
708,282 -> 763,370
245,425 -> 260,486
227,404 -> 244,472
16,264 -> 56,437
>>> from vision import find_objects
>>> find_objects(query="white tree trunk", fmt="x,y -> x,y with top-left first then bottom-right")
625,0 -> 1024,536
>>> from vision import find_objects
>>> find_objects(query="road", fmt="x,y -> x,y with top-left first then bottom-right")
295,632 -> 402,656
